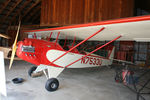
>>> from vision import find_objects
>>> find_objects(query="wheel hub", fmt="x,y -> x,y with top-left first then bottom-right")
51,83 -> 57,89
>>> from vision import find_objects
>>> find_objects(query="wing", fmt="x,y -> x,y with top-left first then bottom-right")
24,15 -> 150,42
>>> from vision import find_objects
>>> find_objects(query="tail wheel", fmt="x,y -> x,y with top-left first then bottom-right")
45,78 -> 59,92
28,66 -> 37,77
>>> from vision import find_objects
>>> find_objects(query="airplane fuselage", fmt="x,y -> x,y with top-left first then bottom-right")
16,38 -> 113,68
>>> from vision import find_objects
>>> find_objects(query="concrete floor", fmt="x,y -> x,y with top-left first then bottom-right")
1,60 -> 150,100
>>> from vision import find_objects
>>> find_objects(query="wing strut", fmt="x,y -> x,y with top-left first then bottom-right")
50,27 -> 105,64
49,32 -> 53,41
55,32 -> 60,44
71,36 -> 76,47
34,33 -> 37,38
63,36 -> 67,48
65,35 -> 122,68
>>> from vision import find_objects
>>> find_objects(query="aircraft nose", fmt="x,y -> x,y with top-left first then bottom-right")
16,40 -> 35,57
17,40 -> 35,53
16,40 -> 40,65
16,41 -> 23,55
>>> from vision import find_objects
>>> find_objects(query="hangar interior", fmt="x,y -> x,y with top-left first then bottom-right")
0,0 -> 150,100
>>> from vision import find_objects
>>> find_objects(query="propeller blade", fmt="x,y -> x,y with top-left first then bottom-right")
9,21 -> 21,69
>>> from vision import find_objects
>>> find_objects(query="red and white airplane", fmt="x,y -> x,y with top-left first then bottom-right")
9,15 -> 150,92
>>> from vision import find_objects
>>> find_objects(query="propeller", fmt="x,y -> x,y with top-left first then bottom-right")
9,21 -> 21,69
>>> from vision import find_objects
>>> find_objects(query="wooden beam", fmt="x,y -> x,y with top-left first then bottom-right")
22,0 -> 41,19
2,0 -> 22,22
9,0 -> 32,25
0,33 -> 10,39
0,0 -> 11,14
24,6 -> 41,22
8,24 -> 41,30
31,13 -> 41,24
0,0 -> 22,31
1,0 -> 31,34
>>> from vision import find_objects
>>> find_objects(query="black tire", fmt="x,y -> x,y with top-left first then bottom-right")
45,78 -> 59,92
28,66 -> 37,77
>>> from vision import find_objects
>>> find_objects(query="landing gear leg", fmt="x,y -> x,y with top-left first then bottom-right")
28,66 -> 37,77
28,66 -> 43,77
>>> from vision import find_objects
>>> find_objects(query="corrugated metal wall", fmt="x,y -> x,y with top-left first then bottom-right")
40,0 -> 134,26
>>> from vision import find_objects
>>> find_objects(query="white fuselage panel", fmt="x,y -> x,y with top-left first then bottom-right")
46,50 -> 112,68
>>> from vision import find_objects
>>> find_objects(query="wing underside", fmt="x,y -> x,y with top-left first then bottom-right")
24,15 -> 150,42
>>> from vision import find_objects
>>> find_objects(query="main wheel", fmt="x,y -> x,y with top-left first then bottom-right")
28,66 -> 37,77
45,78 -> 59,92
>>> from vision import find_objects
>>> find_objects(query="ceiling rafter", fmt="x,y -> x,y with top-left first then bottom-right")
9,0 -> 32,25
0,0 -> 11,14
24,5 -> 41,22
31,12 -> 41,23
4,0 -> 22,19
0,0 -> 41,34
0,0 -> 22,25
21,0 -> 41,19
